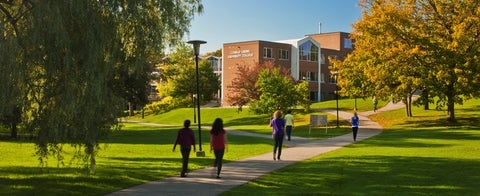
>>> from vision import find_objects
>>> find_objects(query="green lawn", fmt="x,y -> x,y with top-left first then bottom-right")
223,99 -> 480,195
0,123 -> 273,196
0,98 -> 478,195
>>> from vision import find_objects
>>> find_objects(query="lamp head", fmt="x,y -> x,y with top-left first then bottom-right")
187,40 -> 207,56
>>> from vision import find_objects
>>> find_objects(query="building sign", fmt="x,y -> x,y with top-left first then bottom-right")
227,50 -> 254,58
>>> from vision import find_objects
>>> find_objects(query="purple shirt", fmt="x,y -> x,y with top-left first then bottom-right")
175,128 -> 195,148
270,118 -> 285,135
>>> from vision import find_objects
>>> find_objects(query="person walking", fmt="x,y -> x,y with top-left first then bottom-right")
173,120 -> 196,177
270,110 -> 285,161
284,110 -> 294,141
373,96 -> 378,112
351,112 -> 360,142
210,118 -> 227,179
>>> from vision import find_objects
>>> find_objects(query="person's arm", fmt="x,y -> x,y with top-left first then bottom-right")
224,132 -> 228,152
172,131 -> 179,152
210,134 -> 213,152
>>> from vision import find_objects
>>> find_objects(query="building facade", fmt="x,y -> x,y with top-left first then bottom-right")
220,32 -> 353,106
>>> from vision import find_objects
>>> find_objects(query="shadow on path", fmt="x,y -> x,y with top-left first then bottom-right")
107,102 -> 403,196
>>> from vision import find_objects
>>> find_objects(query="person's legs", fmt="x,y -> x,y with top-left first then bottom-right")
352,127 -> 358,141
273,136 -> 278,160
276,135 -> 284,160
180,147 -> 191,176
214,149 -> 225,178
286,126 -> 292,141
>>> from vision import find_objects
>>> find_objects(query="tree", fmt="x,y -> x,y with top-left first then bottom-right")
0,0 -> 203,172
158,44 -> 220,107
341,0 -> 480,120
225,62 -> 267,109
251,67 -> 297,114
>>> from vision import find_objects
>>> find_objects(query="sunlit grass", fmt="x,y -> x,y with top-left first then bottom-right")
223,99 -> 480,195
0,123 -> 273,196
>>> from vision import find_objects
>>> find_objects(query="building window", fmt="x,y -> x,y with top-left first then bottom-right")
321,54 -> 326,64
299,41 -> 319,62
320,73 -> 325,83
279,49 -> 289,60
263,47 -> 273,58
310,72 -> 318,81
344,38 -> 353,49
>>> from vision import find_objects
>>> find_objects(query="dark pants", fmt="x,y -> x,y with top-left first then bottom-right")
180,147 -> 191,175
352,127 -> 358,141
213,149 -> 225,176
286,126 -> 293,140
273,134 -> 284,159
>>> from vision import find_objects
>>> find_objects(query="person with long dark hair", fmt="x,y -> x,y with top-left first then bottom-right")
210,118 -> 227,179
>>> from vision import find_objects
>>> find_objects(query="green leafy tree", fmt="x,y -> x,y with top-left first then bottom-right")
0,0 -> 202,172
158,44 -> 220,108
251,67 -> 297,114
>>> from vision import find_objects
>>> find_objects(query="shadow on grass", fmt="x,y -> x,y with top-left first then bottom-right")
0,159 -> 179,196
228,156 -> 480,195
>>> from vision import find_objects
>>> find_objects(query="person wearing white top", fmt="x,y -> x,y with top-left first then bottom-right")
284,110 -> 294,141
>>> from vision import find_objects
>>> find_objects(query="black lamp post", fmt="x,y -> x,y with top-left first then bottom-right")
333,71 -> 339,128
187,40 -> 206,157
192,94 -> 196,123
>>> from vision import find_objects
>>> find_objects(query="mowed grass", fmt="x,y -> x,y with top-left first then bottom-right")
0,123 -> 273,196
223,99 -> 480,195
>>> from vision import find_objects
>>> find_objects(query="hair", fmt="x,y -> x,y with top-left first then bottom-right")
287,109 -> 292,114
184,120 -> 191,128
210,118 -> 224,136
273,110 -> 282,119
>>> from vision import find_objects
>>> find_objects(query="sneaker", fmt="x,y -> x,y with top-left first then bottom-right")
180,174 -> 187,177
216,175 -> 221,179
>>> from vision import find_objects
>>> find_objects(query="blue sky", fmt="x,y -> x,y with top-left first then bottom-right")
187,0 -> 363,53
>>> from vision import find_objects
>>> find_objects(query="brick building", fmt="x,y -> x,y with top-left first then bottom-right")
220,32 -> 353,106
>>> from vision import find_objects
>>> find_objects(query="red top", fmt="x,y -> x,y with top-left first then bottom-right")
210,129 -> 226,150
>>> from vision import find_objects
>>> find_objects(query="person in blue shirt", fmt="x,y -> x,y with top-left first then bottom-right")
351,112 -> 360,142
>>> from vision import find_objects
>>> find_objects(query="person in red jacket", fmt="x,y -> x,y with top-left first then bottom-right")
173,120 -> 196,177
210,118 -> 227,179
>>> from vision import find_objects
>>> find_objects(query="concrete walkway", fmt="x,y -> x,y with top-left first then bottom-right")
107,101 -> 406,196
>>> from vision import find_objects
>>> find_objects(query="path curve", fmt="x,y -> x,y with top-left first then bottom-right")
107,102 -> 406,196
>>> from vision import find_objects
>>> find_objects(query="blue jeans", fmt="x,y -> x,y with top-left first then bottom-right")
286,125 -> 293,140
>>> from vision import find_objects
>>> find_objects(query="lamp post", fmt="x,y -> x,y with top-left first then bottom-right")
333,71 -> 339,128
187,40 -> 206,157
192,94 -> 196,123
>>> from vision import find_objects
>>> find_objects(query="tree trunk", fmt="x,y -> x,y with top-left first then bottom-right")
407,94 -> 413,117
128,101 -> 134,116
10,122 -> 17,139
446,83 -> 456,121
447,96 -> 455,121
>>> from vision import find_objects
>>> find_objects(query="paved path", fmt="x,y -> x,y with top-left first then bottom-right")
107,101 -> 406,196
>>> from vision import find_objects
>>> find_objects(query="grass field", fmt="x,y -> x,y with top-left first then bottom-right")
223,99 -> 480,195
0,98 -> 478,195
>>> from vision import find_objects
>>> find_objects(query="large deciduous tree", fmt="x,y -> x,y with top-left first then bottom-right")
337,0 -> 480,120
0,0 -> 202,172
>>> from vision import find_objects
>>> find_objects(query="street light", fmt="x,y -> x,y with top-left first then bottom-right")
187,40 -> 206,157
192,94 -> 196,123
332,71 -> 339,128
